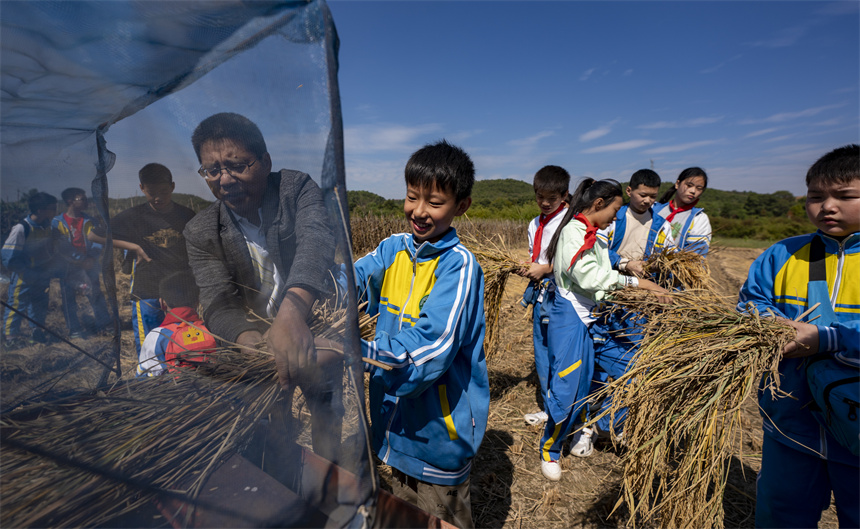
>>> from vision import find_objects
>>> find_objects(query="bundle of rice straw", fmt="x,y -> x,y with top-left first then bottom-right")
643,247 -> 714,292
588,288 -> 794,529
0,298 -> 377,528
458,230 -> 526,359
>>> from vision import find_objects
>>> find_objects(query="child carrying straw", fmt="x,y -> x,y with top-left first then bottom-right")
538,178 -> 670,481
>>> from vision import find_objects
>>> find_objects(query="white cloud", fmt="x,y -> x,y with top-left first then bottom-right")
763,134 -> 798,143
643,140 -> 720,155
622,69 -> 633,77
580,68 -> 596,81
344,123 -> 442,153
740,104 -> 844,125
639,116 -> 723,129
744,127 -> 779,138
579,119 -> 619,142
508,130 -> 555,147
581,139 -> 655,154
747,26 -> 807,48
699,54 -> 743,74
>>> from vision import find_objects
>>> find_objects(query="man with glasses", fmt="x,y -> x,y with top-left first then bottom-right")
184,112 -> 338,462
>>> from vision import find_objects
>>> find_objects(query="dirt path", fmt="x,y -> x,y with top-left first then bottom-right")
467,247 -> 840,529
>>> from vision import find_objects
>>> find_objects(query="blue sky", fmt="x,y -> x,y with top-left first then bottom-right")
328,0 -> 859,199
10,1 -> 854,202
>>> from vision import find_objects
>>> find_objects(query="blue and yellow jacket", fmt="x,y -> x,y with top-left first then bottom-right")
51,212 -> 103,261
597,204 -> 674,268
354,228 -> 489,486
738,231 -> 859,465
653,202 -> 711,256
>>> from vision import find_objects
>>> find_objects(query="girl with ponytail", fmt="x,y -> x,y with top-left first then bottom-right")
538,178 -> 670,481
654,167 -> 712,255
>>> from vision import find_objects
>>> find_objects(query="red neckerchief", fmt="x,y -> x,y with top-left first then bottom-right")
568,214 -> 598,269
532,204 -> 566,262
665,198 -> 698,223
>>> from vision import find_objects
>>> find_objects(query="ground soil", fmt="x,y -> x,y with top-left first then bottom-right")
0,246 -> 841,528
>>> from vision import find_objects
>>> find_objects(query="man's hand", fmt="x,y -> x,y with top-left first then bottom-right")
236,330 -> 264,353
268,288 -> 316,388
131,244 -> 152,265
780,318 -> 820,358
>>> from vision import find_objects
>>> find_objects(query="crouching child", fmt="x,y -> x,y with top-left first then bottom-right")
138,271 -> 215,377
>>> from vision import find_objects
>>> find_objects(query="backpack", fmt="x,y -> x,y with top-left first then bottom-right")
163,319 -> 217,372
804,235 -> 860,456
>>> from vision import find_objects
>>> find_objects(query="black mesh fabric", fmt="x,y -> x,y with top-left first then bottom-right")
1,1 -> 374,526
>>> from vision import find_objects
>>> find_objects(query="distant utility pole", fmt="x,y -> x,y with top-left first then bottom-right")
650,159 -> 655,170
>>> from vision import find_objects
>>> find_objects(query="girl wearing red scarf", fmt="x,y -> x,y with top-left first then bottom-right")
536,178 -> 669,481
654,167 -> 711,256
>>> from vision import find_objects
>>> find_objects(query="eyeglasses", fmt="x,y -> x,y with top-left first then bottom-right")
198,159 -> 257,181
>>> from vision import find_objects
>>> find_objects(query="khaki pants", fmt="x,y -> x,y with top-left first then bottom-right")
389,468 -> 473,529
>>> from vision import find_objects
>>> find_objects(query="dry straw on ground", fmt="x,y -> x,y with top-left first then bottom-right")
584,248 -> 794,528
0,297 -> 375,528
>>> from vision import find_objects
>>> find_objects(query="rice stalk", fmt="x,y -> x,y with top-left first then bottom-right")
587,289 -> 793,528
643,248 -> 715,292
458,230 -> 526,360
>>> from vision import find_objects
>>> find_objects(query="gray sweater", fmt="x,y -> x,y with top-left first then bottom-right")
183,169 -> 335,343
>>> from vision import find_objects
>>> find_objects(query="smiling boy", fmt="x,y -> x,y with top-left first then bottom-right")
738,144 -> 859,528
353,140 -> 489,528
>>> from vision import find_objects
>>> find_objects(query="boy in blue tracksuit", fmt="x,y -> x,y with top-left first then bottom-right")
2,192 -> 61,345
53,188 -> 111,338
520,165 -> 569,427
581,170 -> 675,451
354,140 -> 488,529
738,144 -> 859,528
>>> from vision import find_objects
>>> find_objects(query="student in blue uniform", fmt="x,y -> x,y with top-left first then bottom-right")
2,192 -> 60,345
654,167 -> 711,255
354,140 -> 489,528
539,178 -> 670,481
738,144 -> 859,528
520,165 -> 570,427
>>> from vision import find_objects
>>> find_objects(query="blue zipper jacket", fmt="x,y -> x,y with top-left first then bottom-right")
597,204 -> 674,268
354,228 -> 489,486
738,231 -> 859,466
653,202 -> 711,256
51,212 -> 103,261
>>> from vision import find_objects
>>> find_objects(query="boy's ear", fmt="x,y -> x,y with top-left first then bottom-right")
625,185 -> 633,197
169,182 -> 175,192
261,152 -> 273,174
455,197 -> 472,216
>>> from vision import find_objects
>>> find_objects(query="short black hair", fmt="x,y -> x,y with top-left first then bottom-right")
28,192 -> 57,214
404,140 -> 474,202
139,163 -> 173,186
191,112 -> 268,163
629,169 -> 661,190
806,144 -> 860,188
159,271 -> 200,309
533,165 -> 571,196
61,187 -> 87,205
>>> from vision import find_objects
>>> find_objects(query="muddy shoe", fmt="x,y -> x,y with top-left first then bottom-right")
524,410 -> 548,425
571,427 -> 594,457
541,460 -> 562,481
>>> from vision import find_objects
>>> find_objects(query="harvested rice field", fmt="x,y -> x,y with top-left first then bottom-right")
0,246 -> 841,528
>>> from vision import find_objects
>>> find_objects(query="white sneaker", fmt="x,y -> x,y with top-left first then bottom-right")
524,410 -> 548,425
541,460 -> 562,481
571,427 -> 594,458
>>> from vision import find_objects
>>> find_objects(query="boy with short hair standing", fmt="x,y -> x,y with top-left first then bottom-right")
90,164 -> 196,355
738,144 -> 859,528
53,188 -> 111,338
2,192 -> 60,345
354,140 -> 489,528
520,165 -> 569,426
